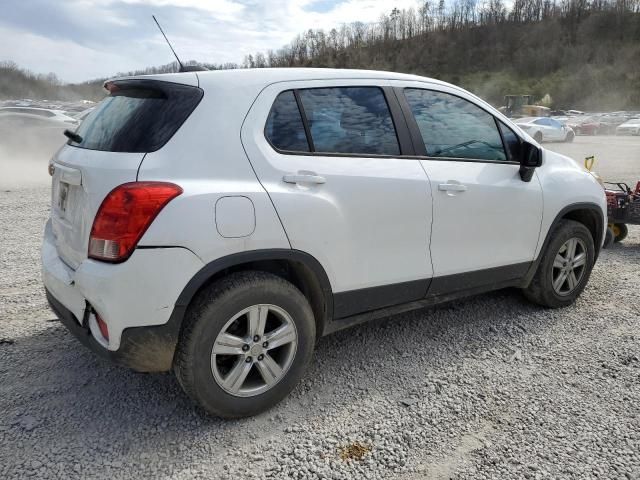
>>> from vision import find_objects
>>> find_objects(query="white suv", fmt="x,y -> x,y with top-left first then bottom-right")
42,69 -> 606,417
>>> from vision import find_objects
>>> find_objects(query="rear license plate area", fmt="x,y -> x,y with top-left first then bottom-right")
58,182 -> 70,215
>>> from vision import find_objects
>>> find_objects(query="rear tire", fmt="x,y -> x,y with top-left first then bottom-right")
174,271 -> 316,418
523,220 -> 595,308
564,131 -> 575,142
534,131 -> 543,143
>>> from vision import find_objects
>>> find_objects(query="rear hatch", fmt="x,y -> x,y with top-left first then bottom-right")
50,77 -> 203,269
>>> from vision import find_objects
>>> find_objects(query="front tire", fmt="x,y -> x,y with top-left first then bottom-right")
564,131 -> 575,142
523,220 -> 595,308
534,131 -> 543,143
174,271 -> 316,418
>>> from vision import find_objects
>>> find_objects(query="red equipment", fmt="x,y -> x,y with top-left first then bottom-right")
604,181 -> 640,243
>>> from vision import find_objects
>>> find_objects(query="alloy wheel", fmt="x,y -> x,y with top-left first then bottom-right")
210,304 -> 298,397
551,237 -> 587,296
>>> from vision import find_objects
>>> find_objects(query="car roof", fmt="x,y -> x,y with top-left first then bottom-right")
116,67 -> 454,90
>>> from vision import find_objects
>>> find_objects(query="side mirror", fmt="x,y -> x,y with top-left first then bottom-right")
519,141 -> 542,182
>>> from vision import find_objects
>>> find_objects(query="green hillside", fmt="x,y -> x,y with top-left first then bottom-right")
2,0 -> 639,109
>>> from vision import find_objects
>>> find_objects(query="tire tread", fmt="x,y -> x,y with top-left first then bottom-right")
173,271 -> 314,417
524,219 -> 595,308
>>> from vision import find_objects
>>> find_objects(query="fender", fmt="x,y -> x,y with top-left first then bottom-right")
110,249 -> 332,372
522,202 -> 605,286
174,248 -> 333,310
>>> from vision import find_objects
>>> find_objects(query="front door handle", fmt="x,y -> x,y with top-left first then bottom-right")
283,171 -> 326,185
438,183 -> 467,192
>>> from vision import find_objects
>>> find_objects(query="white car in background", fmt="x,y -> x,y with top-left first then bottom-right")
0,106 -> 77,157
515,117 -> 575,143
615,118 -> 640,135
0,106 -> 78,125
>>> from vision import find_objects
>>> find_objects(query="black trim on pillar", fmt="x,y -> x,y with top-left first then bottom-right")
393,86 -> 429,156
382,85 -> 416,156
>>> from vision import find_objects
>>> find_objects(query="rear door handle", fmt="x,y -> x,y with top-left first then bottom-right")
438,183 -> 467,192
283,172 -> 326,185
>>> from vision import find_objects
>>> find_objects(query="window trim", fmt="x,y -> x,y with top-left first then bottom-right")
263,85 -> 411,158
396,86 -> 521,165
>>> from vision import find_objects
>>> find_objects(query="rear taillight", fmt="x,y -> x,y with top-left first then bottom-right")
88,182 -> 182,262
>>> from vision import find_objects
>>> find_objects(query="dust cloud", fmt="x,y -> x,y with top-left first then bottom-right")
0,127 -> 65,189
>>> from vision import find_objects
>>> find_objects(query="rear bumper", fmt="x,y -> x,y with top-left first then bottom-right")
46,288 -> 185,372
41,219 -> 204,371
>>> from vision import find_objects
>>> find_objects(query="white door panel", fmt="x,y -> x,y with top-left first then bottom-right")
241,80 -> 433,293
421,160 -> 543,276
254,156 -> 433,291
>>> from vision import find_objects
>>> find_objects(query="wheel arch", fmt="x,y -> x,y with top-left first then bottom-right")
174,249 -> 334,341
558,204 -> 604,258
523,202 -> 604,287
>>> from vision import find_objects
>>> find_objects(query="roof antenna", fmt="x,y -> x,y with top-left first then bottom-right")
152,15 -> 207,72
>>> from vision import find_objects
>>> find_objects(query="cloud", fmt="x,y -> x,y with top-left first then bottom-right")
118,0 -> 246,20
0,0 -> 423,82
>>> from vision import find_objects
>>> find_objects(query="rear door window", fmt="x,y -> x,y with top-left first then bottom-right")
69,80 -> 203,153
298,87 -> 400,156
404,89 -> 506,162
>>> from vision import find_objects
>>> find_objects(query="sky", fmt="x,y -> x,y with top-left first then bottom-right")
0,0 -> 423,83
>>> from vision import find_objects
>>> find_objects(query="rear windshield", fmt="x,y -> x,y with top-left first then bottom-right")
69,80 -> 203,153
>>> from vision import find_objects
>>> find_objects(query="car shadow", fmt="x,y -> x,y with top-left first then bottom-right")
2,287 -> 543,428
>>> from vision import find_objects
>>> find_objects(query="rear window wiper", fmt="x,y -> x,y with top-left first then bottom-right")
64,129 -> 83,144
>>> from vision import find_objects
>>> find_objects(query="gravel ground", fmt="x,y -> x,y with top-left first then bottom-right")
1,136 -> 639,479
